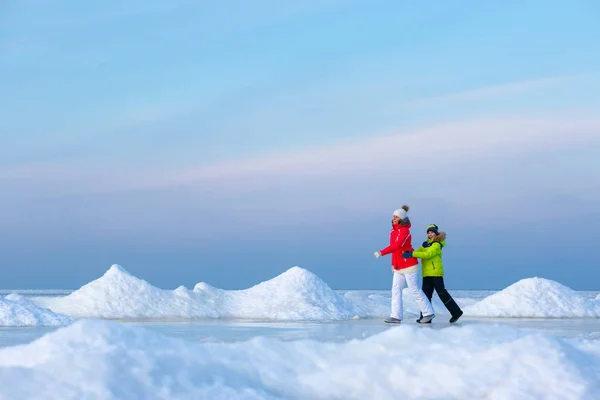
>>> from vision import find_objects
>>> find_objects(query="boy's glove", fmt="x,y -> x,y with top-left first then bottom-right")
374,251 -> 381,259
402,251 -> 413,258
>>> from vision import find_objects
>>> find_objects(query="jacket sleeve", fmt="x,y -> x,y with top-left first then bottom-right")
380,229 -> 410,255
412,242 -> 441,259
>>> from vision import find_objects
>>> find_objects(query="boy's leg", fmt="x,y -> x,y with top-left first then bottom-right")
433,277 -> 463,321
390,271 -> 406,320
405,270 -> 435,319
422,277 -> 435,302
418,277 -> 435,321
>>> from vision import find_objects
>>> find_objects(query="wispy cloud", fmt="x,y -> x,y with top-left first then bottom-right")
2,111 -> 598,199
168,112 -> 600,185
404,73 -> 598,108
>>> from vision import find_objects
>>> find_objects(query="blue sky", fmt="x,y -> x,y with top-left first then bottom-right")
1,1 -> 600,291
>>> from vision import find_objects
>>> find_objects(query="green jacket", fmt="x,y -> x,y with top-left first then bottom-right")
412,232 -> 446,277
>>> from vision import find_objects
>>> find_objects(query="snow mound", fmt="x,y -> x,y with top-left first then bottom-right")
225,266 -> 360,320
35,264 -> 220,319
464,277 -> 600,318
596,293 -> 600,300
0,319 -> 598,399
35,265 -> 361,320
0,294 -> 72,327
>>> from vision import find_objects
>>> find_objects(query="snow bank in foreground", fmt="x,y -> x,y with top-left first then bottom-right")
0,320 -> 598,399
464,277 -> 600,318
36,265 -> 363,320
0,294 -> 72,327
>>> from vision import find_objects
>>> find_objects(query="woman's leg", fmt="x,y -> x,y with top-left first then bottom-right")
390,271 -> 406,320
405,270 -> 435,318
433,277 -> 463,322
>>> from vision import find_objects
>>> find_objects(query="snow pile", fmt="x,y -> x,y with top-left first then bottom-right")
31,265 -> 600,320
36,265 -> 362,320
0,319 -> 598,399
464,277 -> 600,318
596,293 -> 600,300
0,294 -> 72,327
35,264 -> 222,319
218,266 -> 360,319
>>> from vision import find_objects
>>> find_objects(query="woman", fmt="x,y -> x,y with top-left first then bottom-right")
404,224 -> 463,323
374,205 -> 435,324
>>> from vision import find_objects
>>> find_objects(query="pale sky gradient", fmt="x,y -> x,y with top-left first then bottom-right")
1,1 -> 600,290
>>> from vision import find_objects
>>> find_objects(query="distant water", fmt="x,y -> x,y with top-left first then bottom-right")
335,289 -> 600,301
0,289 -> 72,298
2,289 -> 598,300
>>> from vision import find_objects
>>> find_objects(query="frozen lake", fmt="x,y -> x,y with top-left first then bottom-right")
1,282 -> 599,347
2,315 -> 600,349
1,268 -> 599,399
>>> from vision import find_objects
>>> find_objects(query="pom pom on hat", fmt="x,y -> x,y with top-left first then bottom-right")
393,205 -> 410,219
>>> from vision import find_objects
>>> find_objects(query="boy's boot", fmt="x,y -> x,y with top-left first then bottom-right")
449,310 -> 463,323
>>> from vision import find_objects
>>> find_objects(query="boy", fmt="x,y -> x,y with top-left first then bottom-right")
403,224 -> 463,323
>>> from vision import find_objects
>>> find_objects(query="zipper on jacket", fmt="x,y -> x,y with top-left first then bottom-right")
432,261 -> 435,269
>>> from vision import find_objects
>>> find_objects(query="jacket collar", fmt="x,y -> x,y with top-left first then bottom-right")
392,221 -> 411,230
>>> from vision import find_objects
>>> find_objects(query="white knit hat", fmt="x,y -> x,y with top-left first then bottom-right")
393,205 -> 409,219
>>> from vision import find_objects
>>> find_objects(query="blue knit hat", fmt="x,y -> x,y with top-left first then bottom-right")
426,224 -> 439,234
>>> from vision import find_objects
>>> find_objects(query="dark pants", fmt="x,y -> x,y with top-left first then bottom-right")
421,276 -> 462,317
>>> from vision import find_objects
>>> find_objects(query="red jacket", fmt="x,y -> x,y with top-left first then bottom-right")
380,222 -> 418,271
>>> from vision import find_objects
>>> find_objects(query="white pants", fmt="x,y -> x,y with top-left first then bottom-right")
390,269 -> 435,320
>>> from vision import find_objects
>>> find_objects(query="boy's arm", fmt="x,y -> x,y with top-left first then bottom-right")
412,242 -> 441,259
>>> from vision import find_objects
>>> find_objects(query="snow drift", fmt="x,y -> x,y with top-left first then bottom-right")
195,266 -> 361,320
0,294 -> 72,327
0,319 -> 598,400
30,264 -> 600,321
464,277 -> 600,318
36,265 -> 364,320
35,264 -> 221,319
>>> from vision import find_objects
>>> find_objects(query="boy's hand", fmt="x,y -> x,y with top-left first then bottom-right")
402,251 -> 413,258
374,251 -> 381,259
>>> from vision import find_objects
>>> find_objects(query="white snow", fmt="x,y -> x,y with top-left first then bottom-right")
202,266 -> 361,320
0,293 -> 72,327
30,265 -> 600,321
464,277 -> 600,318
34,264 -> 223,319
0,319 -> 598,400
35,265 -> 365,320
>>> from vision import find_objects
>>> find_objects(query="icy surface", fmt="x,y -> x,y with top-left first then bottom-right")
0,294 -> 72,327
464,277 -> 600,318
0,319 -> 598,400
